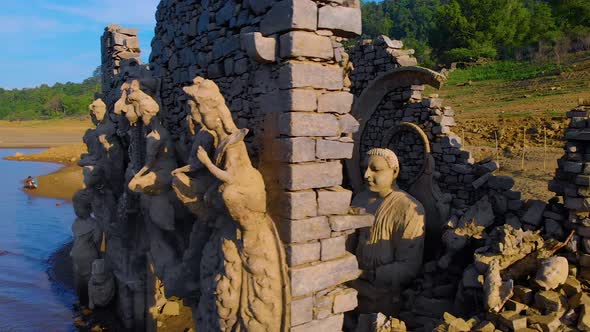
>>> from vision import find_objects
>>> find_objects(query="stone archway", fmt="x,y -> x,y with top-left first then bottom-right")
346,66 -> 446,193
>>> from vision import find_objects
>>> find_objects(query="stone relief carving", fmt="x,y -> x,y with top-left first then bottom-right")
80,98 -> 125,195
113,79 -> 183,301
71,189 -> 101,304
88,259 -> 116,310
178,77 -> 290,331
121,79 -> 178,231
351,148 -> 425,316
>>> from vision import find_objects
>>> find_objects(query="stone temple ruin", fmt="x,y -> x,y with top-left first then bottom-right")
69,0 -> 590,331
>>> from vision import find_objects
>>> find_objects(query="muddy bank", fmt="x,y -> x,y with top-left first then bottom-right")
4,144 -> 85,202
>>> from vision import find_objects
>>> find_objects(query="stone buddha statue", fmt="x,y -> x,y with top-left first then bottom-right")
352,148 -> 426,315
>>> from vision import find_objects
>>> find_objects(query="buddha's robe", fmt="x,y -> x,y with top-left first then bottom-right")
352,188 -> 426,314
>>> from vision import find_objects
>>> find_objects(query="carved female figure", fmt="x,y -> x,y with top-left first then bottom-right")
352,148 -> 425,315
185,77 -> 289,331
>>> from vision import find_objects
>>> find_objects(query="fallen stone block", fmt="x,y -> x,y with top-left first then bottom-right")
534,256 -> 568,290
534,290 -> 563,312
522,200 -> 547,226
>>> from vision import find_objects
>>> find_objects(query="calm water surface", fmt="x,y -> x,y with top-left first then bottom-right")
0,149 -> 75,332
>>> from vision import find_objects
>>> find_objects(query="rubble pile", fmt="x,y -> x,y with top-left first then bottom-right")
392,104 -> 590,331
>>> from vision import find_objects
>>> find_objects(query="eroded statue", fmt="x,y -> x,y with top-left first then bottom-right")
351,148 -> 425,315
171,90 -> 216,219
182,77 -> 289,331
71,189 -> 101,304
80,98 -> 125,195
88,259 -> 116,310
121,79 -> 178,231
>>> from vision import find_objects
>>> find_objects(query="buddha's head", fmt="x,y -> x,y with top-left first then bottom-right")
363,148 -> 399,196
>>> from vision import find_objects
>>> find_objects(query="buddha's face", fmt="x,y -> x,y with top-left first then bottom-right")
364,155 -> 397,194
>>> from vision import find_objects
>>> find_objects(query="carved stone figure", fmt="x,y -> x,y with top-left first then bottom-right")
82,165 -> 116,236
183,77 -> 289,331
80,98 -> 126,195
113,80 -> 183,307
122,79 -> 177,231
171,88 -> 216,218
71,189 -> 101,304
88,259 -> 116,309
351,148 -> 425,316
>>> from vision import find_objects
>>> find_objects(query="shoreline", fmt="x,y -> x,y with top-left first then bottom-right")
1,118 -> 88,202
3,143 -> 86,202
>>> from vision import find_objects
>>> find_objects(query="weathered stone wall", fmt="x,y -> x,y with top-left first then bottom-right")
86,6 -> 590,331
146,0 -> 368,330
551,101 -> 590,268
348,38 -> 523,217
348,35 -> 417,97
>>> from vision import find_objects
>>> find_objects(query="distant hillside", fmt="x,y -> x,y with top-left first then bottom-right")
0,76 -> 100,120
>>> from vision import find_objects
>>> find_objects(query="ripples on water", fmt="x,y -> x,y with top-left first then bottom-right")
0,149 -> 76,332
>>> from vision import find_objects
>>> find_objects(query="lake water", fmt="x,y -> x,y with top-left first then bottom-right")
0,149 -> 76,332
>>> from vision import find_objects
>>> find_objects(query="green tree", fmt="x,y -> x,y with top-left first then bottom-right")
361,0 -> 394,37
431,0 -> 534,61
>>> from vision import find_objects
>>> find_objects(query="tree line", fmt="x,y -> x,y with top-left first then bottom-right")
362,0 -> 590,66
0,69 -> 101,120
3,1 -> 590,120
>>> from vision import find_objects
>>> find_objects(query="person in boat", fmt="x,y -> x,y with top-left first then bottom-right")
24,176 -> 38,189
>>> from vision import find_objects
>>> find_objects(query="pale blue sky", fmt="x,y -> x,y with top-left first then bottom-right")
0,0 -> 160,89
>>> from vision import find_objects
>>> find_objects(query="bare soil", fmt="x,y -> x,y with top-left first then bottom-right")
429,56 -> 590,202
0,118 -> 89,148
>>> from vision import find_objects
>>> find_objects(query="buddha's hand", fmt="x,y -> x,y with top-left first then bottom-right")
197,146 -> 212,166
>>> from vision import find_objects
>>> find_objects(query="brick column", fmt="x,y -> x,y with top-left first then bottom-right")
260,0 -> 370,330
100,24 -> 141,97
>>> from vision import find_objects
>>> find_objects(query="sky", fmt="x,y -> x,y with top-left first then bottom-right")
0,0 -> 160,89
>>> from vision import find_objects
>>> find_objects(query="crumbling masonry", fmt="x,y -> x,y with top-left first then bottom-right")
71,0 -> 590,331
